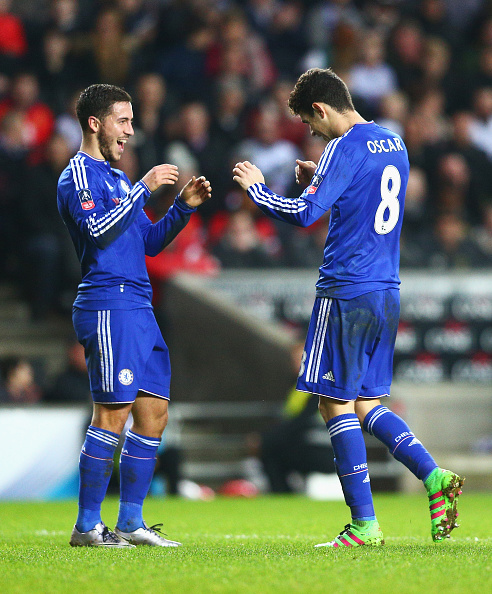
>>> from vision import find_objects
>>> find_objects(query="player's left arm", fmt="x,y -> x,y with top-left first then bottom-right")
233,161 -> 327,227
140,176 -> 212,256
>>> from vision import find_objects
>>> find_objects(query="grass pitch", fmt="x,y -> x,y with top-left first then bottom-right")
0,493 -> 490,594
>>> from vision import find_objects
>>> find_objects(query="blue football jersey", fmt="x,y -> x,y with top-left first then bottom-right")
57,151 -> 196,309
247,122 -> 409,298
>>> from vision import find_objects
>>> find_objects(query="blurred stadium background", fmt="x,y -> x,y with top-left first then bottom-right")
1,0 -> 492,500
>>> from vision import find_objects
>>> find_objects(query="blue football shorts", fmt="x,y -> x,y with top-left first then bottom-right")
72,306 -> 171,404
296,288 -> 400,401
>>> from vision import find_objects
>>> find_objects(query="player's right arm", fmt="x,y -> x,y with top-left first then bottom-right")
61,159 -> 178,249
232,161 -> 326,227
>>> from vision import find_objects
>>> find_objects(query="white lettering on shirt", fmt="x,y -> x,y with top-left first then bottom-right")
367,138 -> 404,153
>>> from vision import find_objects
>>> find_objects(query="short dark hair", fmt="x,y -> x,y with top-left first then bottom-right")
288,68 -> 354,117
76,84 -> 132,132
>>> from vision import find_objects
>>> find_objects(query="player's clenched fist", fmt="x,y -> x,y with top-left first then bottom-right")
232,161 -> 265,191
180,176 -> 212,208
141,164 -> 179,192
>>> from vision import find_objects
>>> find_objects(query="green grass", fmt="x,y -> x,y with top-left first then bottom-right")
0,493 -> 491,593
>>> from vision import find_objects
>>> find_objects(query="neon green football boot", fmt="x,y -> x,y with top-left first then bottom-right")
315,519 -> 385,548
425,468 -> 465,542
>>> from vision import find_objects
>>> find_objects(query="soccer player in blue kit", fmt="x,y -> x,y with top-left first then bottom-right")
233,68 -> 464,547
58,84 -> 212,547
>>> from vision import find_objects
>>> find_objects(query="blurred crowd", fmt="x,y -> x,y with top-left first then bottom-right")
1,0 -> 492,323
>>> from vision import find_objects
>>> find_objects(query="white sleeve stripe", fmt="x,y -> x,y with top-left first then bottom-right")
73,155 -> 85,188
78,155 -> 88,187
88,192 -> 133,231
88,181 -> 145,230
87,185 -> 145,236
70,158 -> 82,191
87,186 -> 145,237
316,138 -> 337,173
72,155 -> 88,190
250,184 -> 308,213
316,136 -> 342,175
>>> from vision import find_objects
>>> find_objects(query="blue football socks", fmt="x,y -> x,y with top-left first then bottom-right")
363,405 -> 438,482
327,414 -> 376,520
76,425 -> 120,533
116,430 -> 160,532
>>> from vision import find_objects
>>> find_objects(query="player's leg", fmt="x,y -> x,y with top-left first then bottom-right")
71,402 -> 133,547
70,307 -> 135,547
315,396 -> 384,548
114,310 -> 180,547
116,393 -> 167,532
296,296 -> 384,548
357,289 -> 464,542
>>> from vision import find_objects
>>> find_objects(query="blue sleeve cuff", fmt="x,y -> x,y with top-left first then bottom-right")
138,180 -> 152,195
175,195 -> 197,212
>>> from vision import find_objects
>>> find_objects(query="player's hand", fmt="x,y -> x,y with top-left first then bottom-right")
141,164 -> 179,192
180,176 -> 212,208
232,161 -> 265,190
295,160 -> 317,186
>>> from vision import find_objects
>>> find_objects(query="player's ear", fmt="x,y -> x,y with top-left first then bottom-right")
87,116 -> 100,133
312,103 -> 325,118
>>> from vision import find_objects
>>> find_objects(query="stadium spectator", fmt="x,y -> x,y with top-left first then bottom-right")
264,1 -> 307,77
399,166 -> 431,269
207,8 -> 276,100
468,86 -> 492,160
268,78 -> 308,147
131,72 -> 179,176
166,101 -> 230,215
348,29 -> 398,118
376,91 -> 410,138
83,7 -> 133,86
48,0 -> 92,35
471,201 -> 492,259
44,339 -> 91,404
0,72 -> 55,161
388,19 -> 424,101
0,0 -> 28,76
155,14 -> 215,103
430,111 -> 492,222
304,0 -> 363,63
0,110 -> 29,279
20,132 -> 79,320
55,89 -> 83,154
0,357 -> 43,404
36,29 -> 85,115
422,210 -> 489,269
212,208 -> 279,269
212,77 -> 248,147
235,103 -> 300,197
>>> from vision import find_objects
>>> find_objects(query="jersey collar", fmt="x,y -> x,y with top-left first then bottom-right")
77,151 -> 112,170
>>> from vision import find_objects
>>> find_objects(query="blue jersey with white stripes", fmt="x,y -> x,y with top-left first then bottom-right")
57,151 -> 196,309
247,122 -> 409,298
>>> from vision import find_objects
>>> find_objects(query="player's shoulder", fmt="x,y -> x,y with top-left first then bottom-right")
345,121 -> 407,160
57,152 -> 103,200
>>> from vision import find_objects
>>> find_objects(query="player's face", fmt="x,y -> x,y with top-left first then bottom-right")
300,108 -> 337,142
97,101 -> 134,162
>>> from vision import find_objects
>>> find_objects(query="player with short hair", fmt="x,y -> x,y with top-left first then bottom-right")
233,68 -> 464,547
58,83 -> 212,548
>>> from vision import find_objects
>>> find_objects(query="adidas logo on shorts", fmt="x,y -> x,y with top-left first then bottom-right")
322,370 -> 335,382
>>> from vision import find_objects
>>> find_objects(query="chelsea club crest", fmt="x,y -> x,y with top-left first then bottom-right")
118,368 -> 134,385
